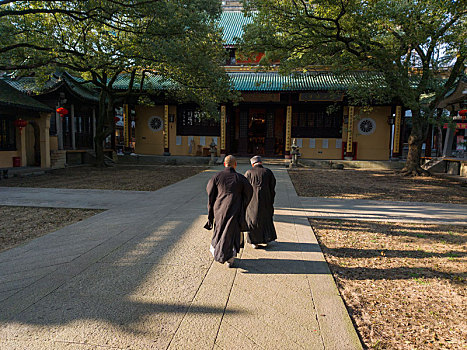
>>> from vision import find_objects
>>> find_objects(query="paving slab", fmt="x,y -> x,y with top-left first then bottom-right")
0,166 -> 363,349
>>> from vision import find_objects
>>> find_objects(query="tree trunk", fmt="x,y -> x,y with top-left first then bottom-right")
437,126 -> 443,157
401,109 -> 430,176
433,109 -> 444,157
94,89 -> 114,167
95,135 -> 104,167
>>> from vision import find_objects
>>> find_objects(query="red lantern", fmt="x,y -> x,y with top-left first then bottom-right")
459,110 -> 467,118
56,107 -> 69,117
14,119 -> 28,134
114,116 -> 120,123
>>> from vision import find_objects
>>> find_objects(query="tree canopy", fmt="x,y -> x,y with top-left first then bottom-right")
242,0 -> 467,174
0,0 -> 235,165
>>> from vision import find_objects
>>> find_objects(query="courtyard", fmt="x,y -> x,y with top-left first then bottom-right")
0,163 -> 465,349
1,1 -> 466,349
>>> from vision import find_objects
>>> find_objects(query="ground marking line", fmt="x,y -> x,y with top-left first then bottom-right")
211,249 -> 243,350
165,257 -> 215,350
286,171 -> 326,350
223,319 -> 267,350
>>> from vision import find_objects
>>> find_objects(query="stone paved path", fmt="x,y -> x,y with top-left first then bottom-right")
0,165 -> 467,350
7,164 -> 467,349
0,165 -> 362,349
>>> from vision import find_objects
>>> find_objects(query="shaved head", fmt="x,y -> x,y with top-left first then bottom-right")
224,155 -> 237,168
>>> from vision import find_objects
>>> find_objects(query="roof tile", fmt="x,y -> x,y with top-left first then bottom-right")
219,11 -> 254,46
0,79 -> 53,112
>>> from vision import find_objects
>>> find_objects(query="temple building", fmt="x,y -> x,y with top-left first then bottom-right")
1,4 -> 464,169
133,10 -> 401,161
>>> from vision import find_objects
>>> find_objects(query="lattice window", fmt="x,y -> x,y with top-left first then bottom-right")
291,104 -> 343,138
177,106 -> 220,136
0,118 -> 16,151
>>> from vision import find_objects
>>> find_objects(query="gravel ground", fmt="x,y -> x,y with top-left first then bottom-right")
0,165 -> 207,191
0,165 -> 207,252
311,219 -> 467,350
0,206 -> 100,252
289,168 -> 467,205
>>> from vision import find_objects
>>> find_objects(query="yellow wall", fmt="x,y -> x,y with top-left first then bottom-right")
170,135 -> 221,156
0,151 -> 20,167
0,125 -> 24,167
50,136 -> 58,151
299,138 -> 342,159
134,104 -> 391,160
0,113 -> 52,168
135,105 -> 220,156
343,106 -> 391,160
135,105 -> 166,155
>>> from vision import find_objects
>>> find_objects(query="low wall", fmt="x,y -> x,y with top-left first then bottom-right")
300,159 -> 406,170
423,158 -> 467,178
461,161 -> 467,177
0,151 -> 21,168
118,154 -> 211,165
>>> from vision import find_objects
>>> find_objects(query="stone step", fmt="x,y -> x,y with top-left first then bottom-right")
50,151 -> 67,169
421,157 -> 445,172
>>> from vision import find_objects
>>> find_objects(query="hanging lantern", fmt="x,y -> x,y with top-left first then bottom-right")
459,109 -> 467,118
14,119 -> 28,134
56,107 -> 69,117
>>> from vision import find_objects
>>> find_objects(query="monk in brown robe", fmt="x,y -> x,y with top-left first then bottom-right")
245,155 -> 277,248
206,155 -> 253,267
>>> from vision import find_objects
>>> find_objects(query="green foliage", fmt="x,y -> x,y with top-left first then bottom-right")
1,1 -> 234,108
242,0 -> 466,172
242,0 -> 465,105
0,0 -> 236,164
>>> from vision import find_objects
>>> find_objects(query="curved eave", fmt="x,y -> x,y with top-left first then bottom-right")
0,79 -> 53,113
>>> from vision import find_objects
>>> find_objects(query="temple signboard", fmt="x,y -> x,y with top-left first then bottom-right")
299,92 -> 344,102
242,93 -> 280,103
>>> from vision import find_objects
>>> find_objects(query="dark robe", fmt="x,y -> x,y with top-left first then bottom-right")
207,167 -> 253,263
244,164 -> 277,244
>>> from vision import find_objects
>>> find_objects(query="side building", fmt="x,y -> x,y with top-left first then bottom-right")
0,79 -> 53,169
1,73 -> 101,168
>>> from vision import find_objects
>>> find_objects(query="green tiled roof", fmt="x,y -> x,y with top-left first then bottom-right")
111,74 -> 175,90
0,79 -> 53,112
220,11 -> 254,46
61,74 -> 99,102
68,73 -> 175,91
1,70 -> 388,98
444,74 -> 467,99
94,71 -> 381,92
3,73 -> 99,102
228,71 -> 385,91
72,71 -> 385,92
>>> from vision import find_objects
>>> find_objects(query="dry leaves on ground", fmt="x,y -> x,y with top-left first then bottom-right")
311,219 -> 467,350
289,168 -> 467,204
0,165 -> 207,191
0,206 -> 100,252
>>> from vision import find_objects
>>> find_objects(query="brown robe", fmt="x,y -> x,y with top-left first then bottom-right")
207,167 -> 253,263
245,164 -> 277,244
